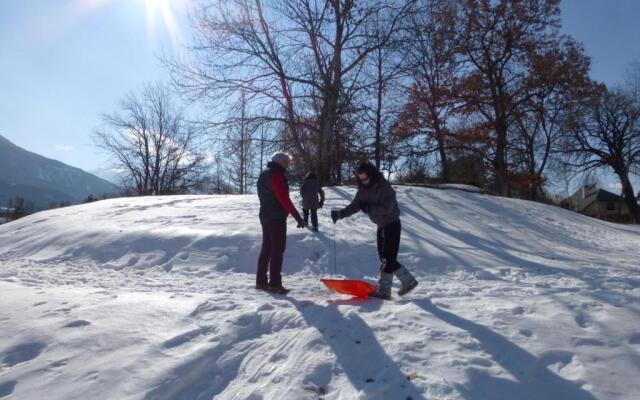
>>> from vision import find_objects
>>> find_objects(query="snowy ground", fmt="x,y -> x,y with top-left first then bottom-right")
0,186 -> 639,400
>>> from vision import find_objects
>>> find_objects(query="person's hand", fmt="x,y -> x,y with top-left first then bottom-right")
295,214 -> 307,229
331,209 -> 342,224
359,202 -> 369,214
319,200 -> 324,209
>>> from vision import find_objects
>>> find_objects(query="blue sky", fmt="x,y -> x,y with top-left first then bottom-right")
0,0 -> 639,191
0,0 -> 189,174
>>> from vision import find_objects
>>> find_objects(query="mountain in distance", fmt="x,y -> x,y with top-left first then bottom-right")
0,134 -> 120,210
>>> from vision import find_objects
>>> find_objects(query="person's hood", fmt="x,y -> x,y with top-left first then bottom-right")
357,163 -> 384,188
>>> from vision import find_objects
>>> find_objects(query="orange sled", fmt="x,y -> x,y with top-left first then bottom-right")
321,279 -> 376,298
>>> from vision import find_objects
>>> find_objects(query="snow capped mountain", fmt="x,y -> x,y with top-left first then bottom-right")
0,135 -> 120,209
0,186 -> 639,399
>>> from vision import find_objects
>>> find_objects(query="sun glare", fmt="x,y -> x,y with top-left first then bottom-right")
143,0 -> 182,43
73,0 -> 188,44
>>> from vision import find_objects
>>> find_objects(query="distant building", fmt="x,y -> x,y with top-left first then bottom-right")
562,184 -> 634,222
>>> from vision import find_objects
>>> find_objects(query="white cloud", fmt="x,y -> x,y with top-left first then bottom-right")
55,144 -> 74,151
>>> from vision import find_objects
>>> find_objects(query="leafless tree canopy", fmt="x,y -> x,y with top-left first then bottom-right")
168,0 -> 414,184
562,88 -> 640,222
94,83 -> 206,195
86,0 -> 640,222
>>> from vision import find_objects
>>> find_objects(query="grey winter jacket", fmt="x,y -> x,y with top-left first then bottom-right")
340,178 -> 400,228
300,176 -> 325,210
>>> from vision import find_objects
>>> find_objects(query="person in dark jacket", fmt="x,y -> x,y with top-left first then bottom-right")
331,161 -> 418,299
300,171 -> 325,232
256,152 -> 307,294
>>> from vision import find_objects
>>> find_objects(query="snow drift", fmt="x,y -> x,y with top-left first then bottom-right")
0,186 -> 639,399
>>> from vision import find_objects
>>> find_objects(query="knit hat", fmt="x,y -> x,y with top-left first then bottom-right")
271,152 -> 291,166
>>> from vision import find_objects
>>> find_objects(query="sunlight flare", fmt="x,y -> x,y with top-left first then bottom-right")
72,0 -> 189,44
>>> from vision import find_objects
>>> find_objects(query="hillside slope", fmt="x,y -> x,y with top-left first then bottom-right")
0,135 -> 119,209
0,187 -> 639,399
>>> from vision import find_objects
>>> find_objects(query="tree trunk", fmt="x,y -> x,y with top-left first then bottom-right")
374,54 -> 383,168
436,133 -> 448,182
493,119 -> 508,195
618,172 -> 640,224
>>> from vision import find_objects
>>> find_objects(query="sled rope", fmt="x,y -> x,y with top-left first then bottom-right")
332,220 -> 337,276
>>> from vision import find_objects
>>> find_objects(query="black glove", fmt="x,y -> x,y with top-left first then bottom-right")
295,214 -> 307,229
331,209 -> 342,224
319,200 -> 324,209
359,202 -> 369,214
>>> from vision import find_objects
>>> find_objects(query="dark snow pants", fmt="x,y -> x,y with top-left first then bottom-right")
257,217 -> 287,287
302,208 -> 318,229
377,219 -> 402,273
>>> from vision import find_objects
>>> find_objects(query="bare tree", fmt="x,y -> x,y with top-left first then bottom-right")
458,0 -> 563,194
169,0 -> 413,185
397,0 -> 461,181
94,83 -> 206,195
356,2 -> 409,169
225,92 -> 259,194
509,37 -> 591,200
563,88 -> 640,223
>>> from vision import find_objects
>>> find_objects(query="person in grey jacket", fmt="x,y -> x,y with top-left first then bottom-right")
331,161 -> 418,299
300,171 -> 325,232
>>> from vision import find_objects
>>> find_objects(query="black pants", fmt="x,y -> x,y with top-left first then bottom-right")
377,220 -> 402,273
257,218 -> 287,287
302,208 -> 318,228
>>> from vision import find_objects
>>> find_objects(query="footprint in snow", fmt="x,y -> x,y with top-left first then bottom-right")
162,326 -> 215,349
519,328 -> 534,338
571,336 -> 605,347
32,302 -> 47,307
64,320 -> 91,328
1,342 -> 46,367
256,304 -> 275,312
511,306 -> 528,315
628,332 -> 640,345
574,313 -> 591,329
48,359 -> 69,369
84,370 -> 100,381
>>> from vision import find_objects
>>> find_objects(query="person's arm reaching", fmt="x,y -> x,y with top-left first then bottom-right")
340,190 -> 362,218
331,191 -> 361,223
270,172 -> 303,222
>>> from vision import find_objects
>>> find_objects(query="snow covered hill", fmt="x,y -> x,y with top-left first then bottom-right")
0,186 -> 639,400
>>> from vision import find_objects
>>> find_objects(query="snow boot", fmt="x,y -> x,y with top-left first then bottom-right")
369,272 -> 393,300
394,265 -> 418,296
268,285 -> 290,295
256,283 -> 269,291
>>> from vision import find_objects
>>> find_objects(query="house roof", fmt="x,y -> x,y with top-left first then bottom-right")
563,185 -> 628,213
596,189 -> 624,202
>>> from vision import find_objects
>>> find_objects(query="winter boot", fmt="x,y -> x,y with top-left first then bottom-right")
268,285 -> 290,295
370,272 -> 393,300
394,265 -> 418,296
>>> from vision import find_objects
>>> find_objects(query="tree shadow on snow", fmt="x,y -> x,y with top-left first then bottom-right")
288,298 -> 426,399
327,186 -> 356,203
413,298 -> 597,400
402,189 -> 636,310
